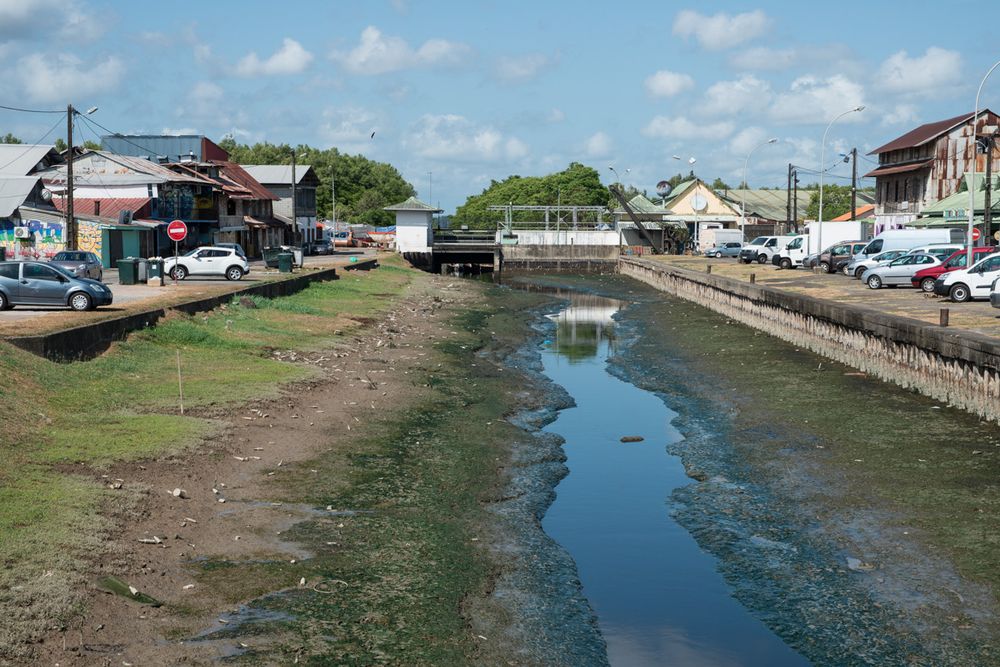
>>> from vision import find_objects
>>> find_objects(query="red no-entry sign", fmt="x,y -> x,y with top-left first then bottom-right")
167,220 -> 188,242
973,227 -> 982,241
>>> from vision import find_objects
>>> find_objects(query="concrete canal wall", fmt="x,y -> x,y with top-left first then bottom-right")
499,245 -> 620,272
620,257 -> 1000,422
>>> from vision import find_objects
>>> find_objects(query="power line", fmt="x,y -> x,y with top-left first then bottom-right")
0,103 -> 64,114
0,112 -> 67,173
79,115 -> 164,158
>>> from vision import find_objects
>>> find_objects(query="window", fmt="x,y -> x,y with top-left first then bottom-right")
867,240 -> 883,254
0,263 -> 18,279
24,264 -> 61,281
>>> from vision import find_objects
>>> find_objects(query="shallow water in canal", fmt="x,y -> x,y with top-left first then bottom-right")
514,273 -> 1000,666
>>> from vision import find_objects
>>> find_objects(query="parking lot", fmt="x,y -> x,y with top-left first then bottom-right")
653,255 -> 1000,339
0,248 -> 376,335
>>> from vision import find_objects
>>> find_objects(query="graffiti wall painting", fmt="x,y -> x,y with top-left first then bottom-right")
0,218 -> 65,259
78,220 -> 103,255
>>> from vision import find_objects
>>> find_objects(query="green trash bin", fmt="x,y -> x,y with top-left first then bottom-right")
117,258 -> 139,285
263,246 -> 282,269
277,252 -> 294,274
0,247 -> 6,261
147,258 -> 164,286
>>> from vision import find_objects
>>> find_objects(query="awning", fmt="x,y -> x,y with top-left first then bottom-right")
864,159 -> 933,178
244,215 -> 287,229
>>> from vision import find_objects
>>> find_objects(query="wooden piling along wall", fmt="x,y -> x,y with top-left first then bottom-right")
620,258 -> 1000,422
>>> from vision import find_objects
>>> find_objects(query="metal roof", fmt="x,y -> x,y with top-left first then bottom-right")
717,188 -> 812,221
38,151 -> 213,187
831,204 -> 875,221
863,159 -> 933,178
52,197 -> 152,219
0,144 -> 59,176
241,164 -> 314,185
213,162 -> 278,201
867,111 -> 988,155
614,194 -> 668,215
921,172 -> 1000,214
384,196 -> 442,212
0,176 -> 40,217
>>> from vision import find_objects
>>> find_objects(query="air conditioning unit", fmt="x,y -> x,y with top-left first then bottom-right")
118,209 -> 133,225
13,227 -> 30,239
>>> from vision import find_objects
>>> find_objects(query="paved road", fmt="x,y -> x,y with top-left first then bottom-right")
0,248 -> 376,327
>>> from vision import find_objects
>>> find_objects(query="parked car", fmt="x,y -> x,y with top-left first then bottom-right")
163,246 -> 250,281
934,252 -> 1000,302
708,242 -> 743,258
49,250 -> 103,280
906,243 -> 965,260
309,239 -> 332,255
911,247 -> 999,292
852,228 -> 966,263
817,240 -> 867,273
0,260 -> 113,311
862,253 -> 941,289
843,249 -> 909,278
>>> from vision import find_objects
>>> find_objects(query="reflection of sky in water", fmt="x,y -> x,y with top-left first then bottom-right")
540,295 -> 807,667
546,294 -> 622,363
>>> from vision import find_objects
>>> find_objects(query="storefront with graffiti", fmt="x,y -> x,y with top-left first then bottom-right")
0,208 -> 65,260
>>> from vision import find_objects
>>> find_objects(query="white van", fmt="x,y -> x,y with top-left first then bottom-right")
739,235 -> 797,264
854,229 -> 965,262
934,252 -> 1000,302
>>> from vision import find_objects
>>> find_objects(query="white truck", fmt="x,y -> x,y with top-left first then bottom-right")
773,221 -> 866,269
699,228 -> 743,253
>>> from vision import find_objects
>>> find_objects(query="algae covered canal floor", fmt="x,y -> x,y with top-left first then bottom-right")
507,273 -> 1000,666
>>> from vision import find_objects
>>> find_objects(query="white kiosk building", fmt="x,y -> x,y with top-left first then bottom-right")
384,196 -> 442,254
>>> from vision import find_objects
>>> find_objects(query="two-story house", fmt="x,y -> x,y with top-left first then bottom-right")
866,110 -> 1000,232
242,165 -> 320,244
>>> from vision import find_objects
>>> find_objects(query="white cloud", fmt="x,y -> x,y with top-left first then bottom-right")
701,74 -> 772,116
877,47 -> 962,96
0,0 -> 103,42
672,9 -> 771,51
731,46 -> 797,70
644,70 -> 694,98
642,115 -> 735,140
548,108 -> 566,123
403,114 -> 527,161
495,53 -> 552,82
320,107 -> 380,152
235,38 -> 313,77
584,131 -> 613,158
332,26 -> 470,75
17,53 -> 124,103
881,103 -> 919,127
769,75 -> 866,125
728,127 -> 770,156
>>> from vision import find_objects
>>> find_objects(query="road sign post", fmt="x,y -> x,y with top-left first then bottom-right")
166,220 -> 188,285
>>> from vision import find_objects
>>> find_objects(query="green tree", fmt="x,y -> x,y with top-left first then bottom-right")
806,184 -> 854,220
452,162 -> 608,229
711,177 -> 730,190
219,138 -> 415,226
1,133 -> 21,144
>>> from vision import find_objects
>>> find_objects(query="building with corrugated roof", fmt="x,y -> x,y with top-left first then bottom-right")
866,110 -> 1000,230
384,196 -> 442,253
242,165 -> 320,243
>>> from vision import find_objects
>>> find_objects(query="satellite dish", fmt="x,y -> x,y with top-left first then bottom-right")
40,188 -> 52,201
655,180 -> 672,197
691,193 -> 708,213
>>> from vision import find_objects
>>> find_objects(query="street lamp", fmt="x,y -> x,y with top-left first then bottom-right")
818,105 -> 864,255
741,138 -> 778,239
968,60 -> 1000,265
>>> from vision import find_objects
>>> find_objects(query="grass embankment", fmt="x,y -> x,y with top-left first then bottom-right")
0,261 -> 411,659
191,287 -> 549,665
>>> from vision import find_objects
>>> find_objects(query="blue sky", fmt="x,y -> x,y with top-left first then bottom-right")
0,0 -> 996,213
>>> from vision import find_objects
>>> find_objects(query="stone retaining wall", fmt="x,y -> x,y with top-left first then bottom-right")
620,257 -> 1000,421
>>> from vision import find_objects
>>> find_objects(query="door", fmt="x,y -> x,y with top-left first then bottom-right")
0,262 -> 20,300
882,255 -> 915,284
20,263 -> 67,305
188,249 -> 214,275
971,255 -> 1000,297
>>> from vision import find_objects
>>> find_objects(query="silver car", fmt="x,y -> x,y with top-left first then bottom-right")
49,250 -> 103,280
844,249 -> 909,278
862,253 -> 941,289
0,261 -> 114,310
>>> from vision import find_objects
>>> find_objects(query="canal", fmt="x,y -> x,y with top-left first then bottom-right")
514,274 -> 1000,666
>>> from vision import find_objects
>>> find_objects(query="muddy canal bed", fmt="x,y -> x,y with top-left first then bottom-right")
508,273 -> 1000,666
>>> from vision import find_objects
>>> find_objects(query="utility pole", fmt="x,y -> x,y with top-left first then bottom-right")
850,147 -> 858,221
786,163 -> 793,230
984,134 -> 994,242
66,104 -> 76,250
792,168 -> 799,231
291,150 -> 298,243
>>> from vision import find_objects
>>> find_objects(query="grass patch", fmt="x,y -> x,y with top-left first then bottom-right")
0,261 -> 413,661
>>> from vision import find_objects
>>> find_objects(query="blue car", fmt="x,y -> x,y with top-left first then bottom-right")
0,260 -> 113,311
707,242 -> 744,258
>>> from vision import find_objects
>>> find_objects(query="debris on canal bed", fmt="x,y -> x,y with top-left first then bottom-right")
620,435 -> 644,443
97,577 -> 162,607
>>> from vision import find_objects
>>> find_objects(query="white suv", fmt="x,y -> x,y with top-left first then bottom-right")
164,246 -> 250,281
